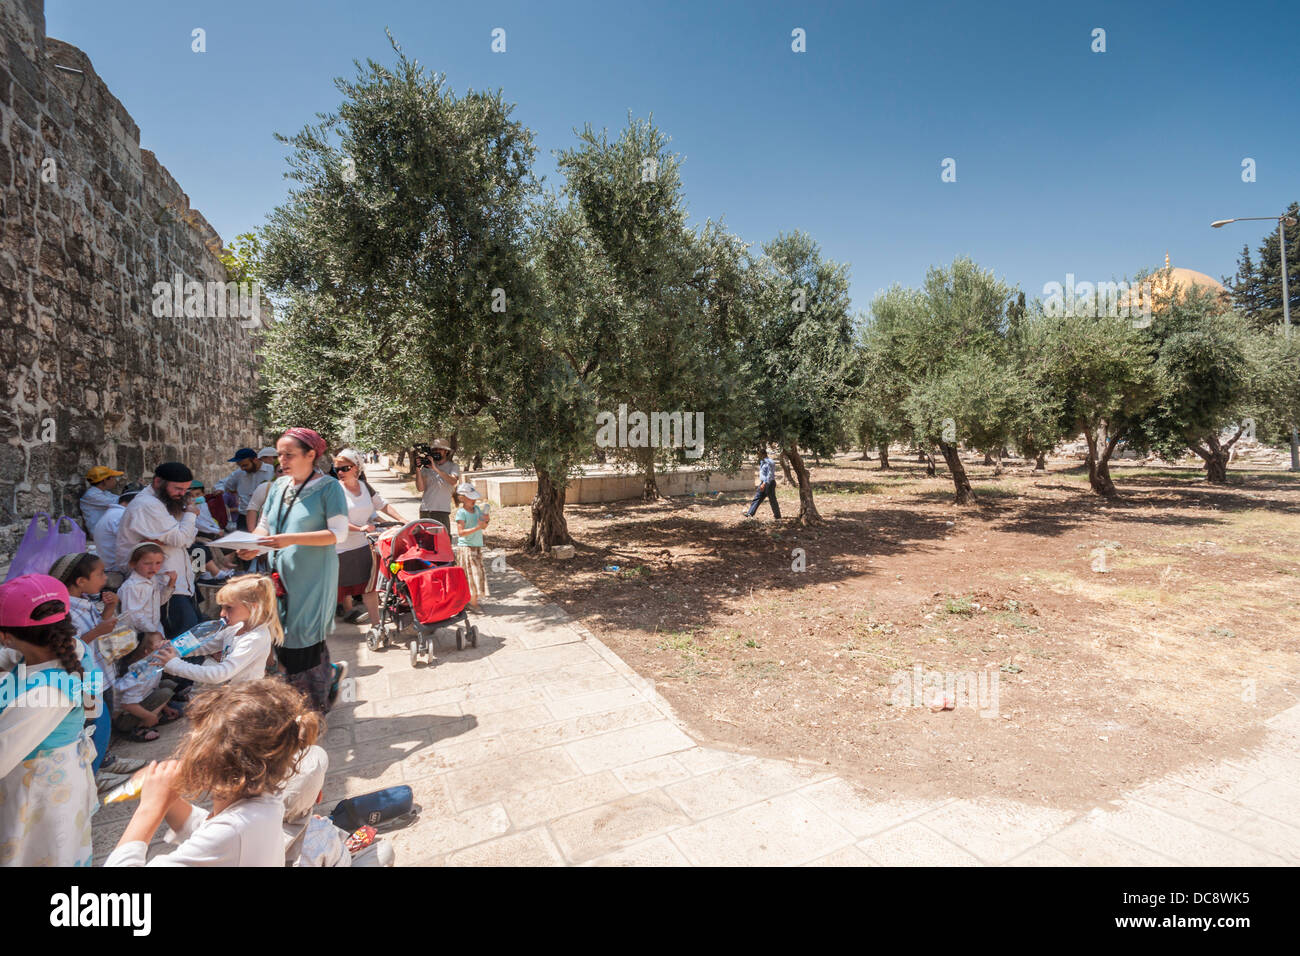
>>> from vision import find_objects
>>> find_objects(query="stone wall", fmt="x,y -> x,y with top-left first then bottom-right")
0,0 -> 266,565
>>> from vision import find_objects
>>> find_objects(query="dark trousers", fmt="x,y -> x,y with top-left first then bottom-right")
420,509 -> 450,530
89,689 -> 113,774
745,482 -> 781,518
162,592 -> 202,639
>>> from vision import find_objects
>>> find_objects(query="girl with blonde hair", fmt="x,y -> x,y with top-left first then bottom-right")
156,575 -> 282,687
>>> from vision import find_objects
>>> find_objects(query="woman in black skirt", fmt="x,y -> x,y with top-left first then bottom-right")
334,449 -> 404,631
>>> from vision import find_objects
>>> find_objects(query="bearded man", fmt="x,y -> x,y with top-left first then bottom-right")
119,461 -> 202,637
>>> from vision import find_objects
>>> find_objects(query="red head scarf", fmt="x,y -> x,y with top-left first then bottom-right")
281,427 -> 327,458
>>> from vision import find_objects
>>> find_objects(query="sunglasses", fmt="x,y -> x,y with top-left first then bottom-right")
336,465 -> 355,473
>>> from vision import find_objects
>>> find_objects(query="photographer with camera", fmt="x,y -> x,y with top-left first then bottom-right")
413,439 -> 461,531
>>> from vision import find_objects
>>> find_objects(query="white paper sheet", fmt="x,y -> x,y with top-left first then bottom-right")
207,530 -> 273,554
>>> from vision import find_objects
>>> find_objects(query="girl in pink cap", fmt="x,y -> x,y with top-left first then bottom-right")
0,574 -> 100,866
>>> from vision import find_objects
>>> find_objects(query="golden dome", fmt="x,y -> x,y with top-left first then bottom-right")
1119,254 -> 1227,312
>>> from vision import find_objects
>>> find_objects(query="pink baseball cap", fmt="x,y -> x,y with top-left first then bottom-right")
0,574 -> 69,628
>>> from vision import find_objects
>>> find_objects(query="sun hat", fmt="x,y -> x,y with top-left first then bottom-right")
456,482 -> 481,500
229,448 -> 258,462
86,466 -> 124,484
258,446 -> 278,459
0,574 -> 70,627
431,439 -> 452,451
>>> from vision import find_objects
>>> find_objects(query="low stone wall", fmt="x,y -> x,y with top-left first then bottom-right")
469,467 -> 758,507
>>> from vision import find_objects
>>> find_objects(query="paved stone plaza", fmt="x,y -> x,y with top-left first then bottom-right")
90,468 -> 1300,866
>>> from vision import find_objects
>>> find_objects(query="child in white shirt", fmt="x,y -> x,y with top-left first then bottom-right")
117,543 -> 176,640
159,574 -> 280,687
105,678 -> 323,867
113,632 -> 182,741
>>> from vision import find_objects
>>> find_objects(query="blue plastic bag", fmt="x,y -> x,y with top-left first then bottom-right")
5,512 -> 87,582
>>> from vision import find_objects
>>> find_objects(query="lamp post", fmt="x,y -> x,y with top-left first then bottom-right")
1212,214 -> 1300,471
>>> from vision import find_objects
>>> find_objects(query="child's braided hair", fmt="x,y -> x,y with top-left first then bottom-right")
3,601 -> 83,680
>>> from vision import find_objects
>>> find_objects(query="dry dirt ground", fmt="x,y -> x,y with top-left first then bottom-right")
478,455 -> 1300,810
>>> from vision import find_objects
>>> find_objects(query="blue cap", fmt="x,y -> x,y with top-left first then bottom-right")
229,448 -> 258,462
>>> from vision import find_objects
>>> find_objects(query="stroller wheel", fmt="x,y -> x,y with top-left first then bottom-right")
409,638 -> 420,668
455,627 -> 464,651
469,624 -> 479,648
366,630 -> 379,651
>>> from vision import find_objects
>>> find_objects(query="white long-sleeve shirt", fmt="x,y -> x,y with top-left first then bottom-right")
195,498 -> 222,536
93,504 -> 129,573
79,485 -> 120,534
163,622 -> 273,687
119,486 -> 198,597
117,571 -> 175,636
104,794 -> 286,867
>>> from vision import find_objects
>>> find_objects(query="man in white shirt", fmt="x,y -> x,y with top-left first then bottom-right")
93,490 -> 139,587
80,466 -> 124,533
119,462 -> 201,638
217,448 -> 274,528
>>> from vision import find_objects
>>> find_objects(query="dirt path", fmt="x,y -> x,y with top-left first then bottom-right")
490,456 -> 1300,809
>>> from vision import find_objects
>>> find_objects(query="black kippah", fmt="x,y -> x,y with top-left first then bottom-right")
154,461 -> 193,482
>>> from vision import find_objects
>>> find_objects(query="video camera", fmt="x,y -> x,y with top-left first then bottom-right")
414,443 -> 444,466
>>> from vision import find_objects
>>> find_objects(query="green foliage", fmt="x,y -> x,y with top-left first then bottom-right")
746,231 -> 856,458
1026,308 -> 1154,447
1130,286 -> 1300,470
864,258 -> 1031,468
220,232 -> 265,285
554,116 -> 755,484
1226,203 -> 1300,331
257,33 -> 538,448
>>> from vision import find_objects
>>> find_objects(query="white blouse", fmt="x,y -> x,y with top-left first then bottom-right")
338,483 -> 388,553
162,623 -> 274,687
104,794 -> 286,867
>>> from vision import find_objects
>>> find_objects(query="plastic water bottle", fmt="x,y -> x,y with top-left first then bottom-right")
116,619 -> 225,695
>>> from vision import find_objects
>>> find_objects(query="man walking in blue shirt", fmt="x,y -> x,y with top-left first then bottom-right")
743,449 -> 781,520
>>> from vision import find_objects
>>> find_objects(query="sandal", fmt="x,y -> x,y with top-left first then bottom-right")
155,709 -> 182,726
128,727 -> 160,742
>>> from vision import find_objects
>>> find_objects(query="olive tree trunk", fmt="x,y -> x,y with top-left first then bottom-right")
938,441 -> 975,504
1082,426 -> 1120,496
781,445 -> 822,523
526,466 -> 571,552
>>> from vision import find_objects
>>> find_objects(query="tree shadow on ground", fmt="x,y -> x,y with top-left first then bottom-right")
505,491 -> 955,636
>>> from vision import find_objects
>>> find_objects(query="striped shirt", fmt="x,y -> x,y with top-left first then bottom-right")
67,594 -> 115,690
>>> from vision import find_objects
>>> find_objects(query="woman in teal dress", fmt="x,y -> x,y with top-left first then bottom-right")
238,427 -> 348,713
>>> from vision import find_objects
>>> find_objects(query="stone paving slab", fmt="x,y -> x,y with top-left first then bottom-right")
88,465 -> 1300,866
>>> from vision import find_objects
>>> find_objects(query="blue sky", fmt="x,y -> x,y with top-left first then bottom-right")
45,0 -> 1300,314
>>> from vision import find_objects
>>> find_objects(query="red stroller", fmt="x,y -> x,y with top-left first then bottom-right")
371,519 -> 477,666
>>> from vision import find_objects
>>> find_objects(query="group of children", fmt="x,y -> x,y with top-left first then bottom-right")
0,444 -> 498,867
0,552 -> 384,867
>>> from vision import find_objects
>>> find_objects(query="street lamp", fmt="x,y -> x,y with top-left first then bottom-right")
1212,213 -> 1300,471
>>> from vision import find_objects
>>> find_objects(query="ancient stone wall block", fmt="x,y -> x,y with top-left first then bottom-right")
0,1 -> 264,565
